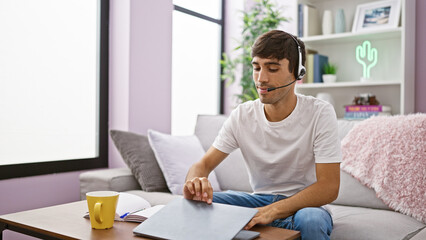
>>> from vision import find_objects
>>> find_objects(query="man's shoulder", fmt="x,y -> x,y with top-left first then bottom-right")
227,99 -> 262,126
296,94 -> 336,124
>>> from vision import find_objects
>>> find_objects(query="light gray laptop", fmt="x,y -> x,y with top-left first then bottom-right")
133,197 -> 259,240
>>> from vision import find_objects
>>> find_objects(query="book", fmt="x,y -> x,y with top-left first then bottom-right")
344,111 -> 380,119
344,105 -> 391,119
121,205 -> 165,223
305,51 -> 317,84
313,54 -> 328,83
298,4 -> 303,37
306,54 -> 314,83
303,4 -> 320,37
345,105 -> 383,112
84,192 -> 164,223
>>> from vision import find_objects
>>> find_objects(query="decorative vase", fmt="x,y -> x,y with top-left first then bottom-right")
322,10 -> 333,35
335,9 -> 345,33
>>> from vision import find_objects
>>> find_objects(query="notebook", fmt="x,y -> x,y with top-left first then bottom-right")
133,197 -> 258,240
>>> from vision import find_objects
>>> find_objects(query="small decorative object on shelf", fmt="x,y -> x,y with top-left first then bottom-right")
356,40 -> 378,82
335,8 -> 346,33
344,93 -> 391,120
322,10 -> 333,35
352,0 -> 401,33
352,93 -> 380,105
322,62 -> 337,83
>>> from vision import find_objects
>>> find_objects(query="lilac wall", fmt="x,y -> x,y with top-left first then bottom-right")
0,171 -> 83,240
109,0 -> 130,169
415,0 -> 426,113
108,0 -> 173,167
128,0 -> 172,135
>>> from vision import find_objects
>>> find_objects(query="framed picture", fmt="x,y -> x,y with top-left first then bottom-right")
352,0 -> 401,33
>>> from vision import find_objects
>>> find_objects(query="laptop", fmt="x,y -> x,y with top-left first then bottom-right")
133,197 -> 258,240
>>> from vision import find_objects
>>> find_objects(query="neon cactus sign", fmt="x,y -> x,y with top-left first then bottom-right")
356,40 -> 378,81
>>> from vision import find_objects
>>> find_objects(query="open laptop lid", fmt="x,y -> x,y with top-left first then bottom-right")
133,197 -> 258,240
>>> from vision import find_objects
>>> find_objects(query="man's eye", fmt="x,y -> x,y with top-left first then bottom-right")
269,69 -> 278,72
253,67 -> 260,71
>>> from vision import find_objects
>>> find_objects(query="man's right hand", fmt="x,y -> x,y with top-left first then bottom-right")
183,177 -> 213,204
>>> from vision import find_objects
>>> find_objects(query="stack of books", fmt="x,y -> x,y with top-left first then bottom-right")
305,53 -> 328,83
344,105 -> 391,120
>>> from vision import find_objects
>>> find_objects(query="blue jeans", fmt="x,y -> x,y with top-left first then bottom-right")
213,190 -> 332,240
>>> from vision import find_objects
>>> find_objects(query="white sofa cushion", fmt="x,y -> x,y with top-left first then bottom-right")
325,204 -> 425,240
148,129 -> 221,195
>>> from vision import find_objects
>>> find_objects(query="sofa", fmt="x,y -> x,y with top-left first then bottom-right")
80,115 -> 426,240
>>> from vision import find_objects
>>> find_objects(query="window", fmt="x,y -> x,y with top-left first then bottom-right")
0,0 -> 109,179
172,0 -> 224,135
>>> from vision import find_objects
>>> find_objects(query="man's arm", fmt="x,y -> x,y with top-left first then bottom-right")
183,146 -> 228,204
245,162 -> 340,229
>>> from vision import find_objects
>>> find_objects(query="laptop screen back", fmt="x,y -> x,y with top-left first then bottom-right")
133,197 -> 258,240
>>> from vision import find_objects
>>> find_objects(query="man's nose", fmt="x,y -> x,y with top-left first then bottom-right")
257,69 -> 268,83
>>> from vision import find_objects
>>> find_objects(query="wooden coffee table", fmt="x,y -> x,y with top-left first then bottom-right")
0,201 -> 300,240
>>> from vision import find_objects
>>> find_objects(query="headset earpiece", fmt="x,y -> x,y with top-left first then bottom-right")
298,65 -> 306,80
289,34 -> 305,80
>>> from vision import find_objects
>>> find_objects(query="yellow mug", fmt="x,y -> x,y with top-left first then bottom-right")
86,191 -> 119,229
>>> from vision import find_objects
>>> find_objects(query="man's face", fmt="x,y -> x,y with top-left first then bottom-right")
252,56 -> 295,104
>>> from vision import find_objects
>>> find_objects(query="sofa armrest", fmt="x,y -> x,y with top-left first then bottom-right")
410,227 -> 426,240
79,168 -> 141,200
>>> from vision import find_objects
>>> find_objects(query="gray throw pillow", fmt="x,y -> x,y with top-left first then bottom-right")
110,130 -> 170,192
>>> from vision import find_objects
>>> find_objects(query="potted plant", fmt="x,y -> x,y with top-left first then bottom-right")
322,62 -> 337,83
221,0 -> 289,103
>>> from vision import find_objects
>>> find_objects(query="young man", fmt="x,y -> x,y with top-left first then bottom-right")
183,30 -> 341,240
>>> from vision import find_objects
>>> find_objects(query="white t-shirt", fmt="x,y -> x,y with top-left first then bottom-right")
213,94 -> 341,196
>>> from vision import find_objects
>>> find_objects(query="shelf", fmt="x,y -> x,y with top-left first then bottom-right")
294,0 -> 414,116
300,27 -> 402,45
295,81 -> 401,89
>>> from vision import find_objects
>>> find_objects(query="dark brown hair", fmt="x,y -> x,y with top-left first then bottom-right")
251,30 -> 306,79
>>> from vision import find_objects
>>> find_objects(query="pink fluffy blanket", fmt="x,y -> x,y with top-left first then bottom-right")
341,114 -> 426,223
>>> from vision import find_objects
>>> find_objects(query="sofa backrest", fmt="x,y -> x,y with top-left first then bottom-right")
194,115 -> 390,210
194,115 -> 252,192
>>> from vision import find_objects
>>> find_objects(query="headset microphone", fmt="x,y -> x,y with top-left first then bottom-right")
267,34 -> 305,92
267,79 -> 297,92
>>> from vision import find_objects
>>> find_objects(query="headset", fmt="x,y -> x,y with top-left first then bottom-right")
289,34 -> 306,80
267,34 -> 306,92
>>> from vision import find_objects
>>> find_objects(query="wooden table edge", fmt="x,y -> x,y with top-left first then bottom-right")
0,201 -> 301,240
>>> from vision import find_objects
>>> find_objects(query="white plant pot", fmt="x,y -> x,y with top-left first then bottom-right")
322,74 -> 337,83
360,77 -> 372,82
